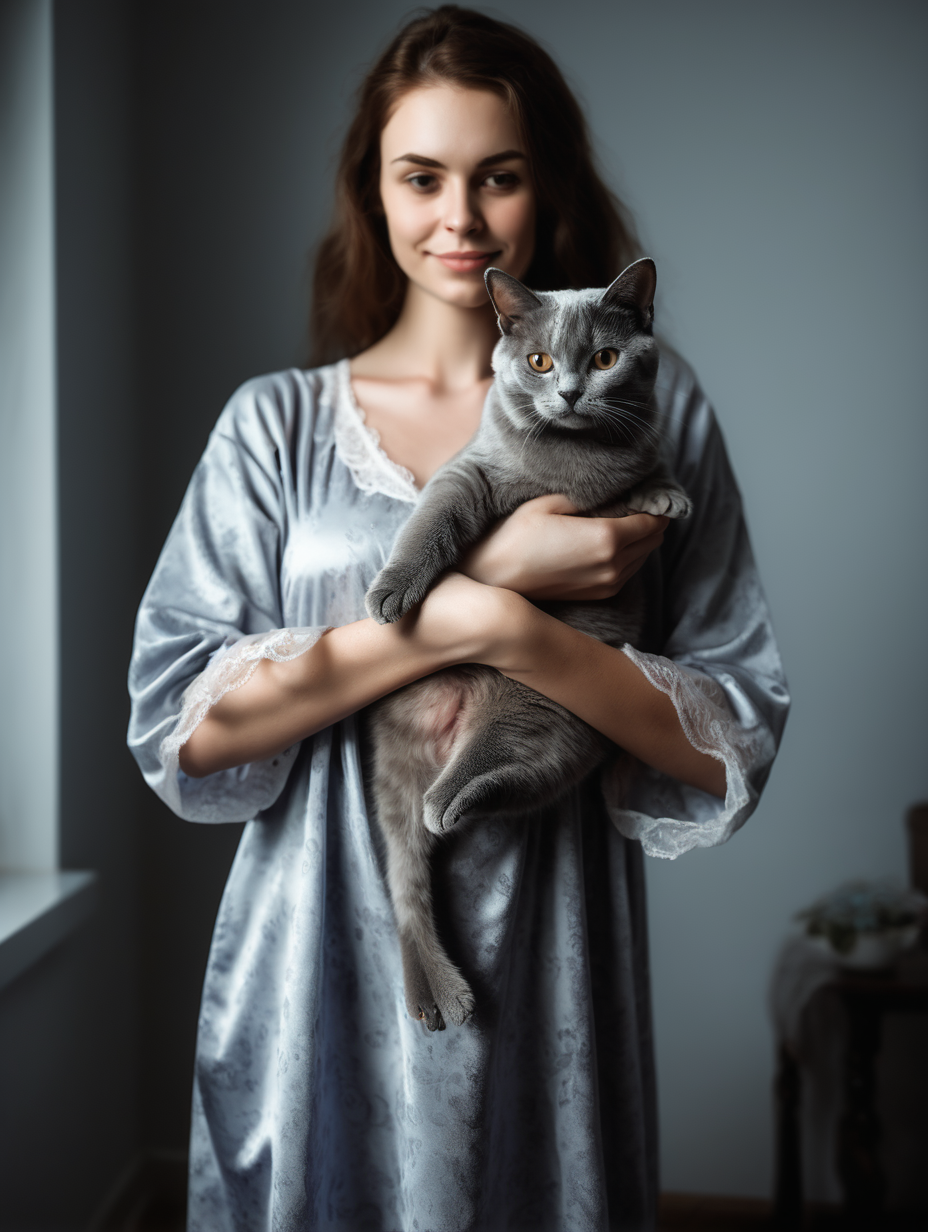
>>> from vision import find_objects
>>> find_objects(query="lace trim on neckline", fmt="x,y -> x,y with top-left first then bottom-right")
332,359 -> 419,504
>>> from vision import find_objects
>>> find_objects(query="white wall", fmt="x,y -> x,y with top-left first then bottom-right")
0,0 -> 58,872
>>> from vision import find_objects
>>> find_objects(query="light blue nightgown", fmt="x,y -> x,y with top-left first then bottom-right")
127,353 -> 788,1232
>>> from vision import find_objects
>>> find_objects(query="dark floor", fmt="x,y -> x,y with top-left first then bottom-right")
117,1191 -> 928,1232
658,1192 -> 928,1231
658,1193 -> 772,1230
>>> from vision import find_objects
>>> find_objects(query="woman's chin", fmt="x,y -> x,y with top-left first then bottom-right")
412,276 -> 497,312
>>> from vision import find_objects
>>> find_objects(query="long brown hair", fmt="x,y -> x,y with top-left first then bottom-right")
309,5 -> 640,365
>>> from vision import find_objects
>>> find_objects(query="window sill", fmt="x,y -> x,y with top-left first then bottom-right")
0,869 -> 97,993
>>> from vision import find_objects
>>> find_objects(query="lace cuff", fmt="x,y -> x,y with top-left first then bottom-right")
601,646 -> 768,860
157,626 -> 330,819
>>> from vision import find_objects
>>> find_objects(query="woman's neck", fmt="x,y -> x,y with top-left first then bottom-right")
352,283 -> 499,393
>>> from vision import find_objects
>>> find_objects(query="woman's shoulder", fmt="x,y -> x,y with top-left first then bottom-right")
655,341 -> 708,416
212,362 -> 345,451
654,340 -> 723,464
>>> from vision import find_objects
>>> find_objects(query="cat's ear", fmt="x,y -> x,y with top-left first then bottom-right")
485,268 -> 542,335
600,257 -> 656,326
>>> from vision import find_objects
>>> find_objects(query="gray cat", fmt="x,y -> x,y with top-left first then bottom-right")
363,258 -> 691,1031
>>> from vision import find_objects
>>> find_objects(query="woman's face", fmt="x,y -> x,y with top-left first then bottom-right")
379,84 -> 536,310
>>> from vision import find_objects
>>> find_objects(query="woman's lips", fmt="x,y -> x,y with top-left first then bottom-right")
430,250 -> 501,273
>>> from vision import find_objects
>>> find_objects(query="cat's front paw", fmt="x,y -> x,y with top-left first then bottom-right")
626,486 -> 692,520
365,564 -> 430,624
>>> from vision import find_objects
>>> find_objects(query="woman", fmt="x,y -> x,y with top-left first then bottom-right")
128,7 -> 788,1230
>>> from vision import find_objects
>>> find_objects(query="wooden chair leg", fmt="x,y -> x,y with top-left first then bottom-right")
836,997 -> 885,1226
773,1042 -> 804,1229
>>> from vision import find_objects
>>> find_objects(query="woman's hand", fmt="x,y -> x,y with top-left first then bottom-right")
459,494 -> 669,601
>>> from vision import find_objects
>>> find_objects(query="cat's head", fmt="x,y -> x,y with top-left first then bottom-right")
485,259 -> 660,442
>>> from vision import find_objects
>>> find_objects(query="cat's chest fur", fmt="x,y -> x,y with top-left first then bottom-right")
471,392 -> 657,512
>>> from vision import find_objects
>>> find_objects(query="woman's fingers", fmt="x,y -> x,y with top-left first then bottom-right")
515,493 -> 581,517
608,512 -> 670,547
460,499 -> 671,600
585,513 -> 668,596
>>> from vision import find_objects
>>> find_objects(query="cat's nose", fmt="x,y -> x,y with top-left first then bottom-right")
558,389 -> 582,409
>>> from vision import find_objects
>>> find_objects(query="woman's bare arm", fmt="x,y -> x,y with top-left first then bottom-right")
182,496 -> 724,796
181,572 -> 724,797
461,495 -> 725,795
489,602 -> 726,797
178,574 -> 521,777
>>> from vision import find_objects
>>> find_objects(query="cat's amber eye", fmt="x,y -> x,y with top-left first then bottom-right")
527,353 -> 553,373
593,348 -> 619,370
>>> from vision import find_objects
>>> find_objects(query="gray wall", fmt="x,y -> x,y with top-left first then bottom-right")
586,0 -> 928,1202
578,0 -> 928,1203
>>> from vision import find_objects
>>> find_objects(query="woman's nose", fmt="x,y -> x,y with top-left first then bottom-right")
443,180 -> 481,235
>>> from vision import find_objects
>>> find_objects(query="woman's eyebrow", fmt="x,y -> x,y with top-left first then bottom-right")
477,149 -> 526,168
390,149 -> 527,168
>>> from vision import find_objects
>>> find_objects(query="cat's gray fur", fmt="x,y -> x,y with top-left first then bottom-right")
363,259 -> 691,1031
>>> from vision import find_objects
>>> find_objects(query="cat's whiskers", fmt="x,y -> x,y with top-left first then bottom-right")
600,397 -> 689,432
592,395 -> 657,417
504,398 -> 577,461
584,400 -> 661,445
583,406 -> 640,446
599,395 -> 652,410
521,414 -> 550,463
589,395 -> 659,426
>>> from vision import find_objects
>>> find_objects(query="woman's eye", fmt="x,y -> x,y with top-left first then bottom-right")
593,348 -> 618,370
484,172 -> 518,189
406,174 -> 437,191
527,353 -> 553,373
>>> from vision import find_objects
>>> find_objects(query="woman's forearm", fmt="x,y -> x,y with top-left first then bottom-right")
496,605 -> 727,798
179,575 -> 726,797
179,617 -> 447,777
178,573 -> 518,778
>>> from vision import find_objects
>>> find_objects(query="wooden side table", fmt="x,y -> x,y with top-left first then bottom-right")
773,957 -> 928,1229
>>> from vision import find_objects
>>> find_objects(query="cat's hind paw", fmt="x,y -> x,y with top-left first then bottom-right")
431,970 -> 475,1028
423,790 -> 473,836
423,771 -> 506,836
401,937 -> 446,1031
365,565 -> 430,624
408,996 -> 445,1032
405,969 -> 473,1031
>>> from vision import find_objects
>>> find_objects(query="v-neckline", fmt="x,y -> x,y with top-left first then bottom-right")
332,360 -> 420,504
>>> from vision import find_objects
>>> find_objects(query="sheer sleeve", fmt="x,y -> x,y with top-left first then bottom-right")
602,354 -> 790,859
127,375 -> 330,823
